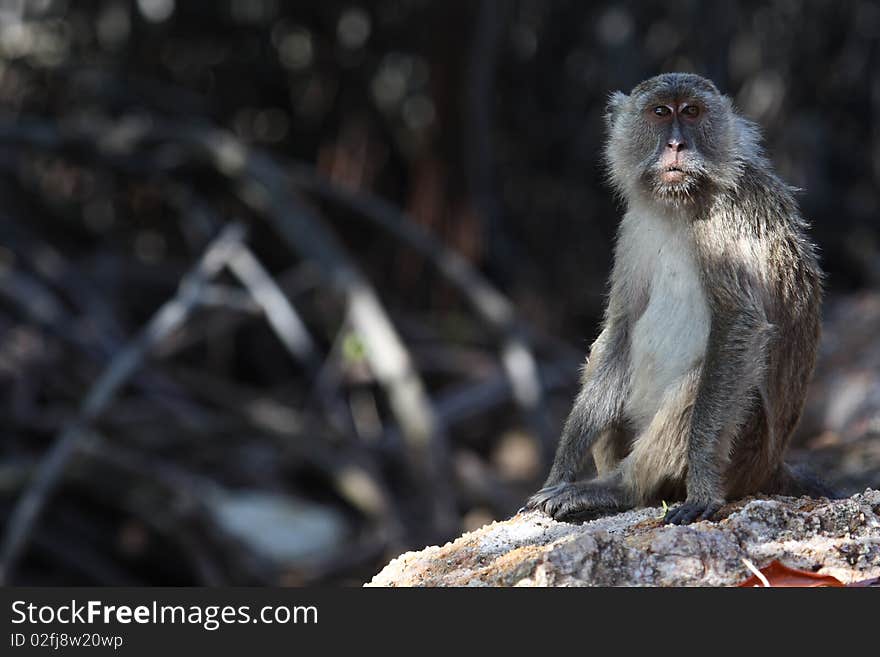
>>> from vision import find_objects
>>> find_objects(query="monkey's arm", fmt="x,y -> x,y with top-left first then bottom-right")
536,320 -> 631,489
665,285 -> 772,525
523,321 -> 631,518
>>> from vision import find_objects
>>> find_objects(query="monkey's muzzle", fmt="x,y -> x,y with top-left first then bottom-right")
659,166 -> 687,184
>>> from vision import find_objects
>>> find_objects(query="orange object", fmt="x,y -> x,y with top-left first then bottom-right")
737,560 -> 845,587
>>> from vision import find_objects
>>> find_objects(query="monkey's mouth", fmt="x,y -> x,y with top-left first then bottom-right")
659,166 -> 688,184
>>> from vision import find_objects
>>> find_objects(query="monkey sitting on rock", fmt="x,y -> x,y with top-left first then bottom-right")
526,72 -> 832,525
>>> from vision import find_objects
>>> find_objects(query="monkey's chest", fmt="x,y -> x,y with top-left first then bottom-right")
625,236 -> 711,426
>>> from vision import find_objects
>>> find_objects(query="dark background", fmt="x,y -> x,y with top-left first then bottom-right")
1,0 -> 879,585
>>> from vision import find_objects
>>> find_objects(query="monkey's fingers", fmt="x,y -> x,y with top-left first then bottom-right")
664,500 -> 721,525
538,486 -> 602,521
524,483 -> 569,511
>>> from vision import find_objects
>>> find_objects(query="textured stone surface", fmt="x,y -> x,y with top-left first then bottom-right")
366,489 -> 880,586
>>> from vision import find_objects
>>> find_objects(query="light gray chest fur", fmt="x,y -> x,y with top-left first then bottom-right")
616,206 -> 711,428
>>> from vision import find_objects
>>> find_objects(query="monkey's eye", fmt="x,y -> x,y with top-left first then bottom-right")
681,105 -> 700,118
652,106 -> 672,117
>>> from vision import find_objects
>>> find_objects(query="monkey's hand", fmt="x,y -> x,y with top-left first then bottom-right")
663,498 -> 723,525
524,482 -> 621,522
524,483 -> 587,520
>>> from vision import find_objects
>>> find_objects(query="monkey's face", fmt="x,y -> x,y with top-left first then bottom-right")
605,73 -> 741,205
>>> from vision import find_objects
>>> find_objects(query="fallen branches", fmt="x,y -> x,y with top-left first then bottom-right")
0,117 -> 459,532
0,224 -> 247,583
0,115 -> 581,584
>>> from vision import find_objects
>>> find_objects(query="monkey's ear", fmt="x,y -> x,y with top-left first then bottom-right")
605,91 -> 628,127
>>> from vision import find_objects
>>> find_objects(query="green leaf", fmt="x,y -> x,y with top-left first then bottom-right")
656,500 -> 669,520
342,331 -> 367,363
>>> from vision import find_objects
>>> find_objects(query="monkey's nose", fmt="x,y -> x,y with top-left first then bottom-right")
667,139 -> 686,152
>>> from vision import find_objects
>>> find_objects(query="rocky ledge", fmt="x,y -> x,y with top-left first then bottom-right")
366,489 -> 880,586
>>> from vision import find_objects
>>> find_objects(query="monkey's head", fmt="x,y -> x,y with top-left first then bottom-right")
605,72 -> 761,205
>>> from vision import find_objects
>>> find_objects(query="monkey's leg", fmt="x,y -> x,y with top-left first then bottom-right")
591,425 -> 633,476
619,370 -> 699,504
526,472 -> 632,522
665,305 -> 773,525
538,324 -> 631,489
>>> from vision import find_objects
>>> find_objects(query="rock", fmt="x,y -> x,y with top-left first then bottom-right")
366,489 -> 880,586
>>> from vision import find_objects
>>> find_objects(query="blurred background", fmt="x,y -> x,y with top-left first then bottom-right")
1,0 -> 879,585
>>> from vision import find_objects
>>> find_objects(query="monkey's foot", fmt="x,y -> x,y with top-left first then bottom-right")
664,500 -> 722,525
525,482 -> 624,522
